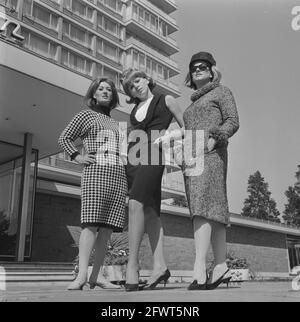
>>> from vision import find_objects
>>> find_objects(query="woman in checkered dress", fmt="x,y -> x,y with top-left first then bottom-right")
58,78 -> 127,290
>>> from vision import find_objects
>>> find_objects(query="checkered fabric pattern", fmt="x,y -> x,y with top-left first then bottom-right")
58,110 -> 127,229
81,165 -> 127,229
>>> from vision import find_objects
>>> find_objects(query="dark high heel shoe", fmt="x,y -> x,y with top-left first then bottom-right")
222,276 -> 232,288
143,269 -> 171,290
187,273 -> 208,291
206,269 -> 230,290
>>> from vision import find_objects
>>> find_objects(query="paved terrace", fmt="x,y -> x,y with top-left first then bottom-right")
1,281 -> 300,302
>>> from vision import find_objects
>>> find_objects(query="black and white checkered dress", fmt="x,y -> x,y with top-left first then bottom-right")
58,110 -> 127,231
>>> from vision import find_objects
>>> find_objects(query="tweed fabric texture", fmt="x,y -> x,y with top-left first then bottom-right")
183,82 -> 239,225
58,110 -> 127,230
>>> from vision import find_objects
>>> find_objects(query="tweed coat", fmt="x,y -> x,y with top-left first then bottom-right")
183,81 -> 239,225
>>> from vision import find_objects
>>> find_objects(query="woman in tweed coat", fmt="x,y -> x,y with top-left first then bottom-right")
183,52 -> 239,290
58,78 -> 127,290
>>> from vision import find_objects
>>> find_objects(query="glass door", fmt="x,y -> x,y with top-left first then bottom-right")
0,141 -> 38,260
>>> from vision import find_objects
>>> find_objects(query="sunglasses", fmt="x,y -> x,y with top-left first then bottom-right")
190,64 -> 210,73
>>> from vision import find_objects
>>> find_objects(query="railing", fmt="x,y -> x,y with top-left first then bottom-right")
95,51 -> 122,69
96,25 -> 124,45
125,11 -> 179,50
39,0 -> 60,11
96,1 -> 123,21
62,34 -> 93,55
126,37 -> 179,70
136,0 -> 177,28
22,15 -> 59,38
63,7 -> 94,29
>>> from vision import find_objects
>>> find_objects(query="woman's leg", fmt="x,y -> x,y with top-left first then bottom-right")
126,199 -> 145,284
145,207 -> 167,283
73,226 -> 98,283
193,217 -> 212,284
210,221 -> 228,283
88,227 -> 113,283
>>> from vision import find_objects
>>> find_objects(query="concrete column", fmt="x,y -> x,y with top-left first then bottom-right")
16,133 -> 33,262
58,16 -> 63,40
17,0 -> 24,20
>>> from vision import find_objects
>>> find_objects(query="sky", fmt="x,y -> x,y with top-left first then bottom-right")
172,0 -> 300,216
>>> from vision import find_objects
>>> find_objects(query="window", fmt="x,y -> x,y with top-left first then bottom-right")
72,0 -> 85,16
150,15 -> 157,33
132,4 -> 138,20
139,53 -> 145,69
70,24 -> 85,43
138,7 -> 144,23
146,58 -> 151,75
104,17 -> 117,36
133,50 -> 138,69
105,0 -> 116,11
32,5 -> 59,30
23,0 -> 33,16
24,30 -> 57,60
158,65 -> 163,78
62,48 -> 92,76
96,63 -> 103,77
145,12 -> 150,27
103,66 -> 117,84
164,69 -> 169,80
103,42 -> 118,61
96,38 -> 103,53
71,0 -> 93,21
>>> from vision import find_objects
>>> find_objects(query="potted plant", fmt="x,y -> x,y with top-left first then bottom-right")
73,231 -> 129,283
226,251 -> 250,282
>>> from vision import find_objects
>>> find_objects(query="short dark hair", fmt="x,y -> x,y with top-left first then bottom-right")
120,68 -> 156,104
84,77 -> 119,111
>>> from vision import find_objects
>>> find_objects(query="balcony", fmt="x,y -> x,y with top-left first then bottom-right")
39,0 -> 60,11
95,51 -> 123,70
155,77 -> 180,97
126,37 -> 179,75
96,0 -> 123,21
63,7 -> 94,29
22,15 -> 59,38
124,10 -> 179,55
96,26 -> 125,46
62,34 -> 93,55
147,0 -> 177,14
136,0 -> 178,32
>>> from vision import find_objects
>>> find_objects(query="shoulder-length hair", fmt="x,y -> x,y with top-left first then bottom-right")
120,68 -> 156,105
184,65 -> 222,90
84,77 -> 119,112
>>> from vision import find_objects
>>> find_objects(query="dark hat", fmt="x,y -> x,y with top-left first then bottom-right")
189,52 -> 216,69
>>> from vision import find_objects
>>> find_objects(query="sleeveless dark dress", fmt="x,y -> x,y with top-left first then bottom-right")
126,93 -> 173,215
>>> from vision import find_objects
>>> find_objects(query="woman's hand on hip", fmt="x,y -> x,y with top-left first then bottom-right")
207,138 -> 216,152
74,153 -> 96,165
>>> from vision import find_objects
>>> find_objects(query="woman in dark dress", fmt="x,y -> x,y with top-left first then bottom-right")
120,69 -> 184,291
183,52 -> 239,290
58,78 -> 127,290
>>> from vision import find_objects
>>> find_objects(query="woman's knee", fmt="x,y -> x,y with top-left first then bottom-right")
128,199 -> 143,214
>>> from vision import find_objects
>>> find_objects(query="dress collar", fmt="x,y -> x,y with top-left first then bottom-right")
191,81 -> 220,102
